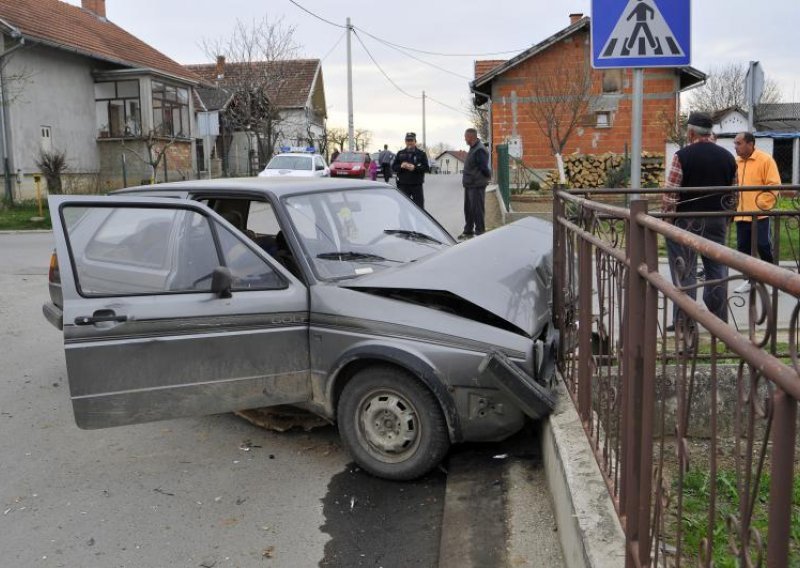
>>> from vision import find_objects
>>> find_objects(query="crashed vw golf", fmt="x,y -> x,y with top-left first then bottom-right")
43,178 -> 557,480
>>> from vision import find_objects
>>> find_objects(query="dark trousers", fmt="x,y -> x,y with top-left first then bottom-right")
463,185 -> 487,235
398,184 -> 424,209
381,164 -> 391,183
666,217 -> 729,324
736,219 -> 774,263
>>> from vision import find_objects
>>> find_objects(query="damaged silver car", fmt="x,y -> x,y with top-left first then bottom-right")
42,178 -> 557,480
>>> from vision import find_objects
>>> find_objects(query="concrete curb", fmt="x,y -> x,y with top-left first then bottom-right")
542,380 -> 625,568
0,229 -> 52,234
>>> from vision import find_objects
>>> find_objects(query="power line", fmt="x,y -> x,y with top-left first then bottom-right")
355,27 -> 472,81
352,29 -> 420,100
287,0 -> 527,57
287,0 -> 346,29
321,30 -> 346,62
354,26 -> 529,57
427,94 -> 473,119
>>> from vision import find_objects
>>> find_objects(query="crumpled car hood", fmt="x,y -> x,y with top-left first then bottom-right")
345,217 -> 553,338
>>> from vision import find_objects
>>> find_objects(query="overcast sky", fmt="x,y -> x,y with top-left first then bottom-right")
66,0 -> 800,151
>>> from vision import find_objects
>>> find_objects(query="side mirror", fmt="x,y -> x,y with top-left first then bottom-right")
211,266 -> 233,298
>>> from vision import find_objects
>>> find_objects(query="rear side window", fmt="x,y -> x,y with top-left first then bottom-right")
62,205 -> 285,297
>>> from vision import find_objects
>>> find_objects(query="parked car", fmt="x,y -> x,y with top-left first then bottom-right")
42,178 -> 557,480
258,152 -> 329,178
330,151 -> 371,178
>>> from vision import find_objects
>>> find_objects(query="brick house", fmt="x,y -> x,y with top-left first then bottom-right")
0,0 -> 200,199
470,14 -> 706,172
187,58 -> 327,177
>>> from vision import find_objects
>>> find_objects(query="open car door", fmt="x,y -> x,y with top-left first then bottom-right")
49,195 -> 311,429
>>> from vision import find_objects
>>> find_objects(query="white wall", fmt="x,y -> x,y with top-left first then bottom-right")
5,44 -> 99,175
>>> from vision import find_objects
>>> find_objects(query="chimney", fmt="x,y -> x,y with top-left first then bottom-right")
569,13 -> 583,25
82,0 -> 106,18
215,55 -> 226,80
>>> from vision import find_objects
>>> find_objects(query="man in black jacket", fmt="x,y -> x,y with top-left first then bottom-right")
459,128 -> 492,240
392,132 -> 430,209
663,111 -> 737,326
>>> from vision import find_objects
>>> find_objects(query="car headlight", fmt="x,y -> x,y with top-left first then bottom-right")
352,165 -> 362,170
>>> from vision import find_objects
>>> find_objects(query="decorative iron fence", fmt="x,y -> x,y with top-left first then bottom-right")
552,185 -> 800,567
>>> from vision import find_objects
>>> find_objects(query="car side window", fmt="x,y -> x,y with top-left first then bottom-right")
63,205 -> 218,296
315,157 -> 325,171
215,223 -> 285,291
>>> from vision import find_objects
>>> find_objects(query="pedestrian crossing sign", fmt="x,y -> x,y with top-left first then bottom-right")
591,0 -> 690,68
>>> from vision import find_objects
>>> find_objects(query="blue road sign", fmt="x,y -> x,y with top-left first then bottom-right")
591,0 -> 690,68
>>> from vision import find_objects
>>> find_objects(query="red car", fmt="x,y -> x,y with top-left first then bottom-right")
330,151 -> 371,178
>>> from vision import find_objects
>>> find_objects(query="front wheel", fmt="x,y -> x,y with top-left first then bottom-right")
337,366 -> 450,480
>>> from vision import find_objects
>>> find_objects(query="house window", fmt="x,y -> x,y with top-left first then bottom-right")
152,81 -> 190,138
596,112 -> 612,128
602,70 -> 623,93
40,126 -> 52,151
95,80 -> 141,138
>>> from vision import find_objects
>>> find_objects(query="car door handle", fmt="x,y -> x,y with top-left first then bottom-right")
74,310 -> 128,326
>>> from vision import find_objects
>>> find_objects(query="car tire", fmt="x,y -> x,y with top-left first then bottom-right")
337,366 -> 450,480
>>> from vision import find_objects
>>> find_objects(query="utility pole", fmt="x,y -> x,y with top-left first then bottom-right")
346,17 -> 354,151
422,91 -> 426,151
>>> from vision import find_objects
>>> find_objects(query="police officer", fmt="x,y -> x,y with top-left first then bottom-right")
392,132 -> 430,209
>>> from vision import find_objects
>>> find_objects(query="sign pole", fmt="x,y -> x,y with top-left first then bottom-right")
630,68 -> 644,197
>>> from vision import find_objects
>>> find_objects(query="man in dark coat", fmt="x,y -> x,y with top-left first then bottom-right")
459,128 -> 492,240
392,132 -> 430,209
663,111 -> 737,327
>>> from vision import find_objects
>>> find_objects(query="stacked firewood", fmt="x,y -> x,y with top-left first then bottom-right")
541,152 -> 665,189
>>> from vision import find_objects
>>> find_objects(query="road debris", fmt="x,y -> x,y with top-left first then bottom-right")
262,546 -> 275,558
153,488 -> 175,496
199,560 -> 217,568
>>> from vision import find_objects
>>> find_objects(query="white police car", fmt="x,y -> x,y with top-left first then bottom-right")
258,150 -> 330,178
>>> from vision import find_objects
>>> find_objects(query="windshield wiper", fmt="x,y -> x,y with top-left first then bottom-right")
317,251 -> 400,263
383,229 -> 444,245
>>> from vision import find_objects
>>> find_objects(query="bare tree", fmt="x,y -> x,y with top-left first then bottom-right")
658,110 -> 689,147
524,51 -> 594,181
427,142 -> 449,160
354,128 -> 372,152
202,16 -> 300,169
468,101 -> 490,142
122,130 -> 177,184
688,62 -> 782,113
324,126 -> 349,160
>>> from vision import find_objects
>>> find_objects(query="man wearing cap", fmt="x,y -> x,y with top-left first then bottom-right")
662,111 -> 737,327
392,132 -> 430,209
731,131 -> 780,293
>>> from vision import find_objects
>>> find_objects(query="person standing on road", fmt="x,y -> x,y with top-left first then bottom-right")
662,112 -> 737,328
459,128 -> 492,240
330,148 -> 340,163
732,131 -> 780,293
378,144 -> 394,183
392,132 -> 430,209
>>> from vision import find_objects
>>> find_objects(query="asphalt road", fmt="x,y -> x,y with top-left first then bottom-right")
0,175 -> 467,568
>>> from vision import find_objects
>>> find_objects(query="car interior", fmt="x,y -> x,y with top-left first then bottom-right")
202,197 -> 304,281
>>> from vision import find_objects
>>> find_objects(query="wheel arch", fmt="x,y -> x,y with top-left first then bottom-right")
326,345 -> 462,443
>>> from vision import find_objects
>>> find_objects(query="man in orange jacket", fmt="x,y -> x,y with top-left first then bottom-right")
732,132 -> 780,292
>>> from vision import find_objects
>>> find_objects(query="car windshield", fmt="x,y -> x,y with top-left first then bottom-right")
267,155 -> 312,170
335,152 -> 364,163
283,188 -> 451,280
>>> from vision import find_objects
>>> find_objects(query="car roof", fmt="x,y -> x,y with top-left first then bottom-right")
113,177 -> 390,198
270,152 -> 318,158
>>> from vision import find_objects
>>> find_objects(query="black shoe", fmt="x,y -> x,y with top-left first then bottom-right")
665,324 -> 675,332
457,232 -> 474,241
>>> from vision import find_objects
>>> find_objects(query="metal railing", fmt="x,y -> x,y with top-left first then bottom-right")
552,185 -> 800,567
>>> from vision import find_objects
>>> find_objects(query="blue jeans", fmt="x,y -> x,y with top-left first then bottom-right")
666,217 -> 729,324
736,219 -> 774,263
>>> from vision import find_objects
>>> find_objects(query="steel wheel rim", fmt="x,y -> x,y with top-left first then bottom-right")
355,388 -> 421,463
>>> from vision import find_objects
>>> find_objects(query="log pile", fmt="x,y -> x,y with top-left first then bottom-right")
541,152 -> 665,189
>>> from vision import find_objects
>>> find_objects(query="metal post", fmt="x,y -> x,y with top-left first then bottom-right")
121,152 -> 127,188
792,138 -> 799,186
766,389 -> 796,566
630,69 -> 644,197
577,234 -> 592,423
623,199 -> 648,566
346,17 -> 354,152
422,91 -> 426,152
